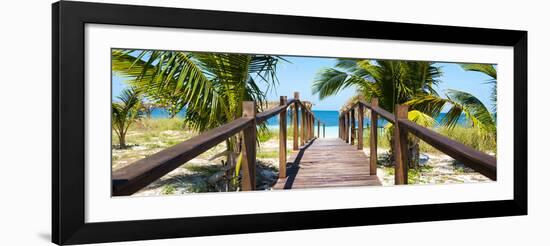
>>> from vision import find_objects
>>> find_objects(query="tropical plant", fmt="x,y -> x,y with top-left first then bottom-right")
406,64 -> 497,142
460,64 -> 497,111
313,59 -> 443,168
406,90 -> 495,135
112,87 -> 142,148
111,49 -> 282,190
313,59 -> 442,113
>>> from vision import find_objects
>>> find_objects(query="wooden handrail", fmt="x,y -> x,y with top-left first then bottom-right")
398,119 -> 496,180
341,100 -> 395,123
112,117 -> 254,196
340,97 -> 497,183
295,100 -> 322,123
359,101 -> 395,124
113,92 -> 325,196
256,99 -> 295,123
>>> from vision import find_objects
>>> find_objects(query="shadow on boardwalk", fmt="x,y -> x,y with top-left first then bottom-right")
273,138 -> 381,190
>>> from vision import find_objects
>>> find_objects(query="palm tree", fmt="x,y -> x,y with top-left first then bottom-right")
111,49 -> 282,189
407,64 -> 497,142
112,87 -> 142,148
313,59 -> 442,112
313,59 -> 442,168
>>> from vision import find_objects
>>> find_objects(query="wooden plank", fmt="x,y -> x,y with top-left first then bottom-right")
279,96 -> 287,178
111,117 -> 253,196
393,105 -> 408,185
273,138 -> 381,190
241,101 -> 257,191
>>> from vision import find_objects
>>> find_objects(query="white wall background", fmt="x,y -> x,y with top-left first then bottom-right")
0,0 -> 546,245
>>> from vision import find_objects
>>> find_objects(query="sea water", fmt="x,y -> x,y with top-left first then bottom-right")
149,108 -> 469,138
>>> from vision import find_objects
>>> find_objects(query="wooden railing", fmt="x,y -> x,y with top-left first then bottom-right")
112,92 -> 325,196
339,98 -> 497,184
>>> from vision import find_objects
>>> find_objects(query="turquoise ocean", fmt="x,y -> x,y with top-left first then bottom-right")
150,108 -> 468,138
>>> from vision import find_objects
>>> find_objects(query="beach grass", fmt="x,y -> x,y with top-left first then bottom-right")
113,118 -> 288,170
361,126 -> 495,154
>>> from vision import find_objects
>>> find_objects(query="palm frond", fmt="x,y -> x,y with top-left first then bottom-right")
460,64 -> 496,80
408,110 -> 437,128
460,63 -> 497,113
312,68 -> 365,100
446,89 -> 495,133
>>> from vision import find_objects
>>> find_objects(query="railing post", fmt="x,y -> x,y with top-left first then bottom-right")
394,104 -> 409,185
317,119 -> 320,138
350,108 -> 356,145
301,103 -> 306,146
241,101 -> 256,191
342,114 -> 346,141
344,112 -> 349,143
279,96 -> 287,178
308,114 -> 311,140
358,104 -> 364,150
293,92 -> 299,150
370,98 -> 378,175
342,115 -> 345,141
323,123 -> 325,138
349,111 -> 353,143
310,114 -> 314,139
338,116 -> 342,139
310,115 -> 313,139
305,112 -> 309,141
311,114 -> 314,139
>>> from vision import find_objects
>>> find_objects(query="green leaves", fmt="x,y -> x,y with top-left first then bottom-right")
408,110 -> 437,128
460,63 -> 497,113
460,64 -> 496,80
312,68 -> 363,100
446,89 -> 495,134
111,87 -> 143,148
406,89 -> 496,139
312,59 -> 442,113
111,49 -> 282,134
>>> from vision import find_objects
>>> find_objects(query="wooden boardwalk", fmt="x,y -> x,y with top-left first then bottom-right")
273,138 -> 381,190
111,95 -> 495,196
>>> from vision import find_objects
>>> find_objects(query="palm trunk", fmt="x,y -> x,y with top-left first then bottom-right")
408,137 -> 420,169
115,124 -> 127,148
224,135 -> 241,191
119,130 -> 126,148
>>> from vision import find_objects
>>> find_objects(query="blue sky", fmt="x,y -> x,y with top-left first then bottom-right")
112,55 -> 495,111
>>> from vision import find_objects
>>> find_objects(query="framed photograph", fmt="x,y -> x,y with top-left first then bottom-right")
52,1 -> 527,245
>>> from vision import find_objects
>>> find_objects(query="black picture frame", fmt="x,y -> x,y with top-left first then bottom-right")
52,1 -> 527,245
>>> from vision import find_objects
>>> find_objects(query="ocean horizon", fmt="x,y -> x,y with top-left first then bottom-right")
148,108 -> 469,138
